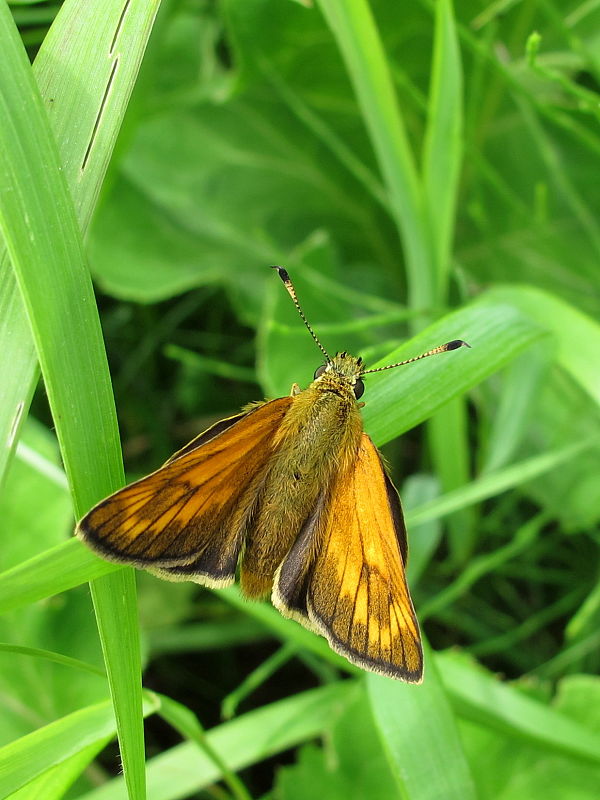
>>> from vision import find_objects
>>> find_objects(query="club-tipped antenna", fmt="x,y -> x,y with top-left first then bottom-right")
360,339 -> 470,375
271,266 -> 331,363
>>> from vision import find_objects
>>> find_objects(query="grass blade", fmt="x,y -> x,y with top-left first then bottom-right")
362,292 -> 545,445
420,0 -> 469,563
0,696 -> 160,799
422,0 -> 463,297
316,0 -> 433,308
440,652 -> 600,765
77,683 -> 356,800
0,3 -> 161,797
0,0 -> 161,486
0,540 -> 115,615
367,643 -> 477,800
487,285 -> 600,407
407,438 -> 595,527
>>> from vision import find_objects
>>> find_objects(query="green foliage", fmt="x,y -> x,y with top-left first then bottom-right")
0,0 -> 599,799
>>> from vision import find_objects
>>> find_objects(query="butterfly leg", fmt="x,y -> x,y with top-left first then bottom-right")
289,383 -> 302,396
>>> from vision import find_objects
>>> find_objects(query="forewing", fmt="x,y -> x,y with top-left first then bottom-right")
77,397 -> 293,586
164,410 -> 249,464
307,434 -> 422,681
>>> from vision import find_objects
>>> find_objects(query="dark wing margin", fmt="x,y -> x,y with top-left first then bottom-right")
383,470 -> 408,565
164,410 -> 250,464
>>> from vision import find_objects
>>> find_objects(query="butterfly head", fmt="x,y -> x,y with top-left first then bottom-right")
312,352 -> 365,400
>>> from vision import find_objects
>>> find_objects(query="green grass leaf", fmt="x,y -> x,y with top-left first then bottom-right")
486,285 -> 600,407
0,695 -> 159,798
276,683 -> 399,800
316,0 -> 433,308
367,643 -> 477,800
439,652 -> 600,766
362,292 -> 545,445
76,683 -> 356,800
0,3 -> 162,798
406,438 -> 595,527
0,540 -> 116,615
422,0 -> 463,296
6,741 -> 111,800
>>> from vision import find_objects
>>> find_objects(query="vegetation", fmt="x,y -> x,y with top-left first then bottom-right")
0,0 -> 599,798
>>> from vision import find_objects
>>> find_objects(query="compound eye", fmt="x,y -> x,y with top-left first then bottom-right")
353,378 -> 365,399
313,364 -> 327,379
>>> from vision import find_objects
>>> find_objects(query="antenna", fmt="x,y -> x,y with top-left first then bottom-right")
360,339 -> 470,375
271,266 -> 331,363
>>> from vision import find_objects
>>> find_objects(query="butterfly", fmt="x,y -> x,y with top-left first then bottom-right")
78,266 -> 468,681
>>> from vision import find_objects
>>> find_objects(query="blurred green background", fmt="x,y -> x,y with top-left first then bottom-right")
1,0 -> 600,798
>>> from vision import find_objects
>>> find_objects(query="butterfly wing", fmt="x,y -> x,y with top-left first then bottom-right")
77,397 -> 293,587
274,433 -> 422,682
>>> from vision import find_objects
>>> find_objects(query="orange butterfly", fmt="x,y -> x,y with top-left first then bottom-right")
78,267 -> 468,681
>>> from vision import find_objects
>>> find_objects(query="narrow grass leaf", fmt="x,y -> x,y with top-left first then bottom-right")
363,293 -> 545,445
6,740 -> 111,800
0,5 -> 162,796
316,0 -> 434,308
0,540 -> 117,615
439,652 -> 600,765
428,397 -> 475,564
0,0 -> 158,797
422,0 -> 463,296
77,682 -> 355,800
367,642 -> 477,800
156,695 -> 252,800
423,1 -> 470,568
566,579 -> 600,642
487,285 -> 600,407
535,633 -> 600,680
222,644 -> 299,720
419,4 -> 465,552
0,644 -> 105,678
165,344 -> 256,383
483,340 -> 552,472
406,437 -> 596,527
0,696 -> 159,799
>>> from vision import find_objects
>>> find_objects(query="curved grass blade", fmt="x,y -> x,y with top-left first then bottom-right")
367,641 -> 477,800
0,3 -> 162,798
